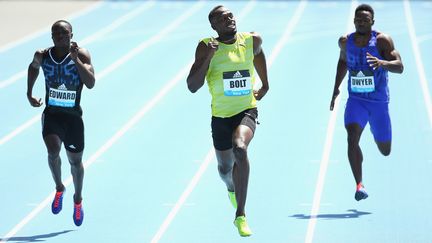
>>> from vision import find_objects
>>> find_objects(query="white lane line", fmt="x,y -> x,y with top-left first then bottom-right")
417,33 -> 432,44
0,116 -> 40,146
0,2 -> 103,54
0,3 -> 205,242
150,149 -> 216,243
404,0 -> 432,128
96,1 -> 205,81
81,0 -> 155,46
149,1 -> 308,242
0,1 -> 155,89
0,1 -> 201,146
304,1 -> 356,243
267,0 -> 307,68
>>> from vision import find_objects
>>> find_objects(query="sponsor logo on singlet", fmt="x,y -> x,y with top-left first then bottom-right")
350,70 -> 375,93
48,84 -> 76,107
223,70 -> 252,96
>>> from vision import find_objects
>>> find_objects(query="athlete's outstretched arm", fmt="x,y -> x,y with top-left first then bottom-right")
366,33 -> 403,74
252,33 -> 268,101
187,40 -> 218,93
71,42 -> 95,89
27,50 -> 44,107
330,36 -> 348,111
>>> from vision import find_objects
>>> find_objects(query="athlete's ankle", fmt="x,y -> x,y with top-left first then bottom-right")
73,194 -> 82,204
56,185 -> 65,192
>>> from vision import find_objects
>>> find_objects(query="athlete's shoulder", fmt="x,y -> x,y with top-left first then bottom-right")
338,34 -> 348,49
35,47 -> 50,56
78,47 -> 91,57
200,37 -> 213,45
248,32 -> 262,45
33,48 -> 50,60
375,31 -> 392,42
249,31 -> 261,38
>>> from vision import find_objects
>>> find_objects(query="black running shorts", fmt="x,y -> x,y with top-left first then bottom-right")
211,108 -> 258,151
42,110 -> 84,153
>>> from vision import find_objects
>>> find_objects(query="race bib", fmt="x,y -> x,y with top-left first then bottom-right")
223,70 -> 252,96
350,70 -> 375,93
48,84 -> 76,107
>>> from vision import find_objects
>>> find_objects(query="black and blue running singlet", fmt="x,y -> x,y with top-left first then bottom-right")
41,47 -> 83,116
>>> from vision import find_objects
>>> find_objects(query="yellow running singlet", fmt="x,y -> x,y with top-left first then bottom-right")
203,32 -> 257,118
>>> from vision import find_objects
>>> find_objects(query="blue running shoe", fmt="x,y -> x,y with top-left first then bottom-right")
73,202 -> 84,226
51,190 -> 65,214
355,187 -> 368,201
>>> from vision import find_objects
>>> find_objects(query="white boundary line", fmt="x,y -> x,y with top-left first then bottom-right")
149,1 -> 307,242
403,0 -> 432,128
0,1 -> 155,89
304,1 -> 356,243
0,3 -> 205,242
0,1 -> 103,54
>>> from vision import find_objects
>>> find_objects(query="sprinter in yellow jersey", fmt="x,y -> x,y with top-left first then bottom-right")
187,5 -> 269,237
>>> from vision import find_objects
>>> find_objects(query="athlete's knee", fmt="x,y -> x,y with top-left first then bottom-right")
347,134 -> 361,146
69,158 -> 83,167
218,163 -> 232,176
382,150 -> 391,156
377,141 -> 391,156
48,153 -> 60,163
67,155 -> 83,167
46,144 -> 61,157
379,146 -> 391,156
233,143 -> 248,162
47,148 -> 60,161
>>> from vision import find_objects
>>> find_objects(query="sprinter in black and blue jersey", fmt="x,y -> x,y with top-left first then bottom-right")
26,20 -> 95,226
330,4 -> 403,201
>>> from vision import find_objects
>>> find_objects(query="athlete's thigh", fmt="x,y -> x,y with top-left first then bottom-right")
42,111 -> 65,140
211,116 -> 234,150
232,108 -> 257,146
42,112 -> 64,153
368,102 -> 391,142
344,98 -> 368,128
64,115 -> 85,153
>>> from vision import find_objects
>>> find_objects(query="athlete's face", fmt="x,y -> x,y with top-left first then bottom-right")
51,22 -> 73,48
354,10 -> 374,35
210,7 -> 237,37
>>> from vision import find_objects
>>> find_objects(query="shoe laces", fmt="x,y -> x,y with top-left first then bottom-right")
236,216 -> 247,226
53,191 -> 63,208
74,203 -> 82,219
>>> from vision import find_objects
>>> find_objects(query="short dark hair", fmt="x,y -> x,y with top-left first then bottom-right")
208,5 -> 224,23
355,4 -> 374,19
52,20 -> 73,32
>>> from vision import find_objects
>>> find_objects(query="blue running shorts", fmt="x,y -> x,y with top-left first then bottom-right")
344,98 -> 392,142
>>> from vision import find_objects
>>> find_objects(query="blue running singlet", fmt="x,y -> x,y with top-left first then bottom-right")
346,30 -> 389,103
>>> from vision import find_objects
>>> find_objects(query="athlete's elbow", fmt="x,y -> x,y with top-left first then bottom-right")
85,79 -> 95,89
398,64 -> 404,74
187,83 -> 198,93
187,78 -> 202,93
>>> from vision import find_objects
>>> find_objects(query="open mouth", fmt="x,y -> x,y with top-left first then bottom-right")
227,23 -> 236,29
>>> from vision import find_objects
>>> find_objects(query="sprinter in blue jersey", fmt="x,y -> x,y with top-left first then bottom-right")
330,4 -> 403,201
27,20 -> 95,225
